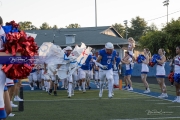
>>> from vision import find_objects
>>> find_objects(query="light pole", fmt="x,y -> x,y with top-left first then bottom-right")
123,20 -> 128,39
95,0 -> 97,27
163,0 -> 169,24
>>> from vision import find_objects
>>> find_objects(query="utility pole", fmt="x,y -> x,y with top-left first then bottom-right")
163,0 -> 169,24
123,20 -> 128,39
95,0 -> 97,27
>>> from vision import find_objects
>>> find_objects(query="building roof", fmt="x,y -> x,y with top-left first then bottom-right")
26,26 -> 129,47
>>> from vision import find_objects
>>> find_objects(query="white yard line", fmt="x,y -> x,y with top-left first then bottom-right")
145,100 -> 164,101
24,97 -> 148,102
113,117 -> 180,120
155,103 -> 173,104
168,106 -> 180,107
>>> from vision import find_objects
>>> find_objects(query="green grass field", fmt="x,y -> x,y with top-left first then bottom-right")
7,83 -> 180,120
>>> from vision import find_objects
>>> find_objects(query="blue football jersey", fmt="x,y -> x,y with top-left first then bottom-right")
81,55 -> 92,70
89,56 -> 96,70
98,49 -> 116,70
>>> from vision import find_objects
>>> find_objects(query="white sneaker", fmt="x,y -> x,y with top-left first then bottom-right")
68,94 -> 71,98
11,103 -> 18,108
61,86 -> 64,88
14,96 -> 23,101
8,113 -> 15,117
108,93 -> 113,98
97,85 -> 99,89
164,93 -> 168,98
123,86 -> 129,90
83,90 -> 86,93
79,88 -> 82,91
158,93 -> 168,98
31,87 -> 34,91
144,89 -> 150,93
128,87 -> 133,91
172,97 -> 178,102
99,89 -> 103,98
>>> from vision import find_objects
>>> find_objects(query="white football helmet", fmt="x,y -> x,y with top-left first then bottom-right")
65,46 -> 72,51
105,42 -> 114,49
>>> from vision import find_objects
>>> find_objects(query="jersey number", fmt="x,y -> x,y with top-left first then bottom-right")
107,59 -> 111,64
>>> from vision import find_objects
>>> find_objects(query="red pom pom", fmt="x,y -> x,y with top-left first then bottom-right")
2,64 -> 32,79
2,20 -> 38,79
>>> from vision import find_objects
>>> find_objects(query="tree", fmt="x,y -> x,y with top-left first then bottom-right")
139,31 -> 167,55
139,19 -> 180,58
128,16 -> 148,41
66,23 -> 81,28
162,19 -> 180,58
146,23 -> 158,32
112,23 -> 125,38
40,22 -> 51,30
52,25 -> 58,29
18,21 -> 38,30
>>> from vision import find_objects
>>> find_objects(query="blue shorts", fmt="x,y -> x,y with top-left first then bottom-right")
141,72 -> 148,74
14,80 -> 19,83
156,75 -> 165,78
125,69 -> 132,76
4,86 -> 8,91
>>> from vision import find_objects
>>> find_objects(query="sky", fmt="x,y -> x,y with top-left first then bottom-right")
0,0 -> 180,29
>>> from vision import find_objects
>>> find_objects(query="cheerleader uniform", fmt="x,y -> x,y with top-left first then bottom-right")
173,56 -> 180,102
156,59 -> 166,78
156,56 -> 168,98
141,57 -> 149,74
128,43 -> 134,56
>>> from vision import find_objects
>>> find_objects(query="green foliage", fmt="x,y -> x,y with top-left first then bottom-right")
66,23 -> 81,28
52,25 -> 58,29
40,22 -> 51,30
139,31 -> 167,54
112,23 -> 125,37
139,19 -> 180,58
18,21 -> 38,30
128,16 -> 148,41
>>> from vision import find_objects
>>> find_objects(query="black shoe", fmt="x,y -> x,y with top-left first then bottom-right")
89,86 -> 91,90
48,89 -> 52,95
54,91 -> 57,96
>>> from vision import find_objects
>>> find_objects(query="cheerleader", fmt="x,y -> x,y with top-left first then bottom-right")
121,51 -> 133,91
127,37 -> 135,62
141,48 -> 151,93
172,46 -> 180,102
0,17 -> 9,119
156,48 -> 168,98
